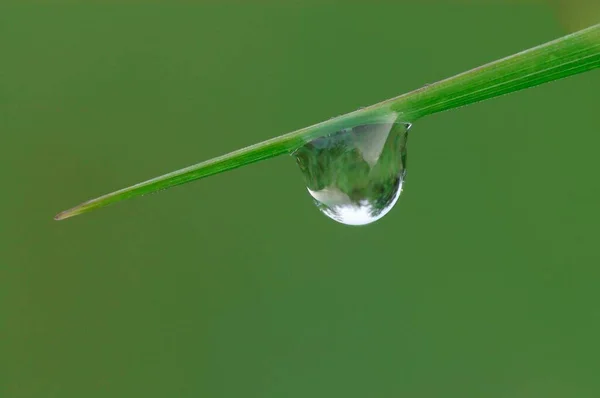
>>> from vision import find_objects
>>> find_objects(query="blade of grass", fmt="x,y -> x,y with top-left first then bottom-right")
55,23 -> 600,221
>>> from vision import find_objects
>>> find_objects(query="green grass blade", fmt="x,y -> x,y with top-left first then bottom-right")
55,23 -> 600,221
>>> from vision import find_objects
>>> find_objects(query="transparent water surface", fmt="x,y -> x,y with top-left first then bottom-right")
294,121 -> 410,225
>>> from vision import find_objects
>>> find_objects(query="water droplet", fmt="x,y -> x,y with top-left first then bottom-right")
293,120 -> 410,226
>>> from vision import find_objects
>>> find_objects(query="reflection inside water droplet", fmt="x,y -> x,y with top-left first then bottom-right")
293,120 -> 410,225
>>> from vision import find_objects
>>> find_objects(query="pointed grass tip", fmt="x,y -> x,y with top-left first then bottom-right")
54,206 -> 83,221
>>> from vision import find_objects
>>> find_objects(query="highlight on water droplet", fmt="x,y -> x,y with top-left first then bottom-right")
293,116 -> 410,226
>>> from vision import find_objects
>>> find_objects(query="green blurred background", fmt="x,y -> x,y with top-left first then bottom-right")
2,2 -> 599,397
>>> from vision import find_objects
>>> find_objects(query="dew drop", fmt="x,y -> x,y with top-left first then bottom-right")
293,120 -> 410,226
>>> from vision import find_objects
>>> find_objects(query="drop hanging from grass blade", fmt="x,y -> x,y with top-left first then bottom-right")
293,117 -> 411,226
53,25 -> 599,222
